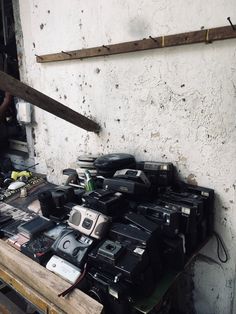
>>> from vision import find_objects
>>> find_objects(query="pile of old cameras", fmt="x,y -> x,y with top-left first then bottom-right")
4,154 -> 214,314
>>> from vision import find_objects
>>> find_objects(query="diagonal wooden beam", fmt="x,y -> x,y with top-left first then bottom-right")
35,25 -> 236,63
0,71 -> 101,133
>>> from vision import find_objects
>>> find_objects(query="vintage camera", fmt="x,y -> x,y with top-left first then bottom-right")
17,216 -> 55,239
86,267 -> 132,314
103,169 -> 152,199
154,198 -> 198,253
114,169 -> 151,186
136,161 -> 174,186
178,183 -> 214,236
162,189 -> 208,244
38,185 -> 79,220
7,233 -> 29,251
46,255 -> 82,284
161,191 -> 204,222
94,154 -> 136,173
52,229 -> 94,267
157,198 -> 197,234
21,233 -> 54,264
109,217 -> 162,280
103,177 -> 151,197
94,154 -> 136,178
137,202 -> 180,237
68,205 -> 110,239
88,239 -> 155,295
82,189 -> 128,218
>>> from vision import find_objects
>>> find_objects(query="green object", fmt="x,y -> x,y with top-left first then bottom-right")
84,170 -> 95,192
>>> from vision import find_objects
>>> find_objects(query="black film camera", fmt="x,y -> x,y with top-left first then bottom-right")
103,169 -> 151,199
82,189 -> 128,218
86,267 -> 132,314
137,201 -> 180,237
136,161 -> 174,187
38,186 -> 83,221
52,229 -> 95,267
109,215 -> 162,280
88,238 -> 154,296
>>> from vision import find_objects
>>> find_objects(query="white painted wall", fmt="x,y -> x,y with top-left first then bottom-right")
14,1 -> 236,313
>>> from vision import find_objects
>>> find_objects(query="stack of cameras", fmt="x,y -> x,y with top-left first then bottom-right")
3,153 -> 214,314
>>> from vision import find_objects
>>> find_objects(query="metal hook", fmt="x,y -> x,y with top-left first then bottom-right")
227,17 -> 236,31
149,36 -> 158,43
61,51 -> 72,56
35,54 -> 43,60
102,45 -> 110,50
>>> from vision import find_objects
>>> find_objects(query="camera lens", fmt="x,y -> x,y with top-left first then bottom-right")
106,244 -> 116,251
88,287 -> 104,304
72,247 -> 80,256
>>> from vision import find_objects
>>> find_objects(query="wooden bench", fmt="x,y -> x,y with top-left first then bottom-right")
0,239 -> 103,314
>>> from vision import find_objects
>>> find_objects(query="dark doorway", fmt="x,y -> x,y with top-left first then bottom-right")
0,0 -> 26,151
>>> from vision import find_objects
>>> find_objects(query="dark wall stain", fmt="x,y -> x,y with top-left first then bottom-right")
40,23 -> 45,30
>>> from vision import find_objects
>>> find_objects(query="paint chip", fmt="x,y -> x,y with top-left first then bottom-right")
187,174 -> 198,186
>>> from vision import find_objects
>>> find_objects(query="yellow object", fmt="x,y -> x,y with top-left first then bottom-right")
11,171 -> 32,181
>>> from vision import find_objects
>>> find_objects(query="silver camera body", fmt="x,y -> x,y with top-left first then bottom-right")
68,205 -> 110,239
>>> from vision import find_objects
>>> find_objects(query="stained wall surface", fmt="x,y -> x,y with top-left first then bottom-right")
13,1 -> 236,313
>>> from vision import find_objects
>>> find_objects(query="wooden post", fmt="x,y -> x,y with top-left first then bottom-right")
0,71 -> 101,133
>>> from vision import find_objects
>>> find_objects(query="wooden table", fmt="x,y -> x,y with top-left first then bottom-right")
0,239 -> 103,314
0,177 -> 210,314
0,178 -> 103,314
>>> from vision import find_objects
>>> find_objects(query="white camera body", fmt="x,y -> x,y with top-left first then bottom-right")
46,255 -> 81,284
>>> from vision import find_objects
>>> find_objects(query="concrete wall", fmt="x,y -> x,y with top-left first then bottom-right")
13,1 -> 236,313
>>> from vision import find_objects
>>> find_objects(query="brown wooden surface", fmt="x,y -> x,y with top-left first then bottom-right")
0,265 -> 64,314
0,71 -> 100,133
36,25 -> 236,63
0,240 -> 103,314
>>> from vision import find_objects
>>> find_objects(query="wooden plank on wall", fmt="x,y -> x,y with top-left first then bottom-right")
36,25 -> 236,63
0,71 -> 101,133
0,240 -> 103,314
